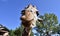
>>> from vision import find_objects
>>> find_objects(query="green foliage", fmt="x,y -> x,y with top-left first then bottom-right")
9,25 -> 24,36
9,25 -> 34,36
57,24 -> 60,34
35,13 -> 59,36
9,30 -> 16,36
30,31 -> 34,36
14,25 -> 24,36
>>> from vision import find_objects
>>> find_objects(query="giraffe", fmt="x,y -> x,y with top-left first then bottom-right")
20,4 -> 43,36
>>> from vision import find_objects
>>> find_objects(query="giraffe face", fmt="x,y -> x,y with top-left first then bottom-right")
21,10 -> 34,21
21,9 -> 39,21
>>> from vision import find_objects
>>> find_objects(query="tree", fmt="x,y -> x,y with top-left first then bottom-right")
9,25 -> 24,36
35,13 -> 58,36
57,24 -> 60,34
9,30 -> 15,36
9,25 -> 34,36
14,25 -> 24,36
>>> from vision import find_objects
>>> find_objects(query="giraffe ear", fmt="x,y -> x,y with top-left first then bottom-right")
36,11 -> 39,16
21,10 -> 25,12
21,10 -> 25,15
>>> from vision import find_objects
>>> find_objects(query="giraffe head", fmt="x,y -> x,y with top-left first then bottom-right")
20,4 -> 43,28
21,4 -> 39,21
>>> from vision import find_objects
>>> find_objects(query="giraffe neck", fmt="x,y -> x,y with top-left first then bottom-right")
22,27 -> 31,36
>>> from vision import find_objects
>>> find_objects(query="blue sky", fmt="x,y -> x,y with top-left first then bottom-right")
0,0 -> 60,30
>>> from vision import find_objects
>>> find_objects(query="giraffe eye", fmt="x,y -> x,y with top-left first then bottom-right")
30,10 -> 33,12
